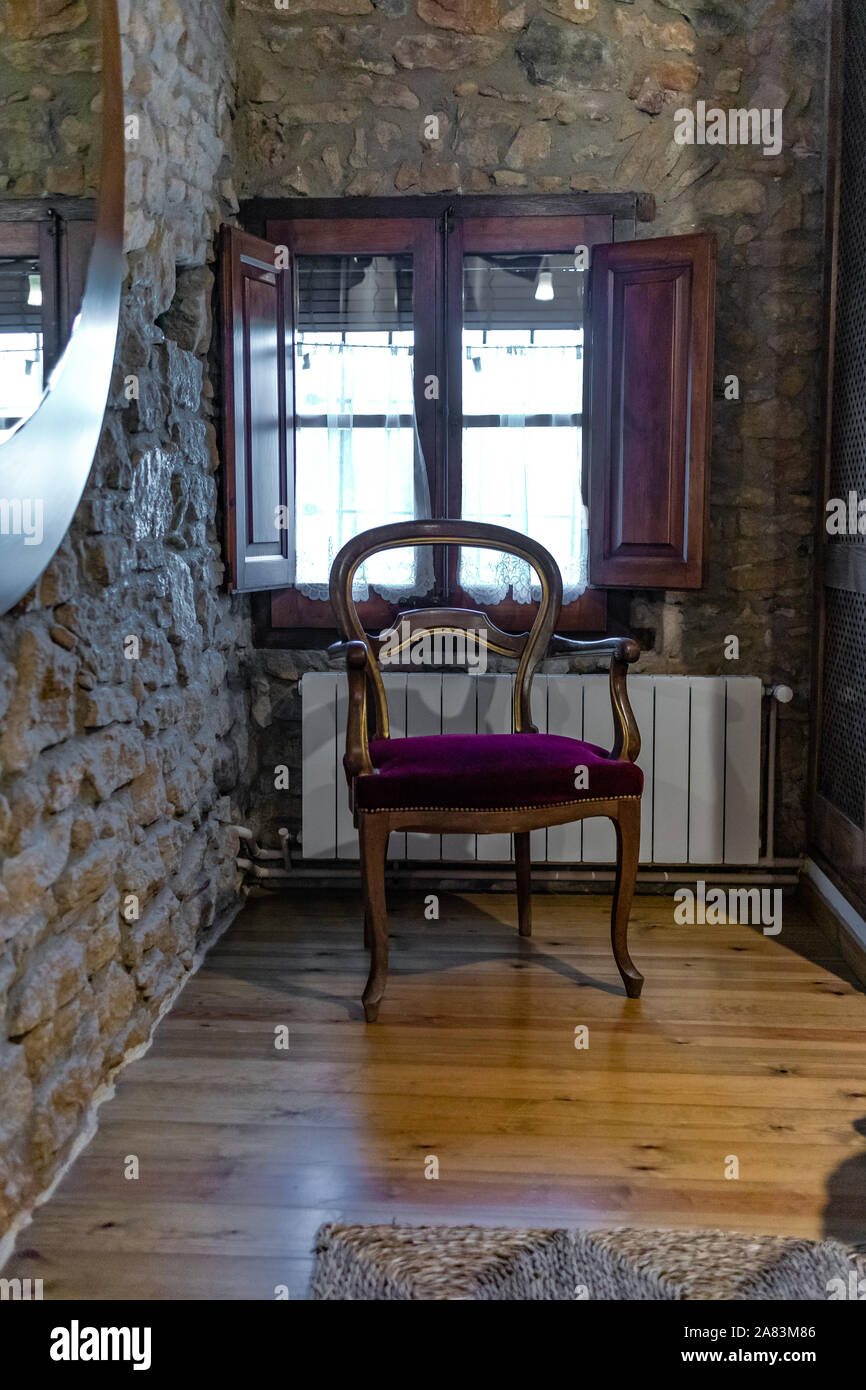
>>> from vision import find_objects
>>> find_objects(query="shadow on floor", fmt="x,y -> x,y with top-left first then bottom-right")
205,886 -> 636,1023
823,1117 -> 866,1251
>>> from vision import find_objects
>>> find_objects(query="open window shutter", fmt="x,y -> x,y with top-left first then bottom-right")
219,226 -> 295,592
587,232 -> 715,589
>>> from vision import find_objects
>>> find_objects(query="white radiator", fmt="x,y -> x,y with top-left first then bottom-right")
300,674 -> 763,866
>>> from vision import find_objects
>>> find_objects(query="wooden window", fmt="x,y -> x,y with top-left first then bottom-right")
263,215 -> 439,631
218,197 -> 715,637
446,211 -> 612,632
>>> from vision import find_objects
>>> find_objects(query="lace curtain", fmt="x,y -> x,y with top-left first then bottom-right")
293,334 -> 587,606
459,340 -> 588,606
294,334 -> 431,602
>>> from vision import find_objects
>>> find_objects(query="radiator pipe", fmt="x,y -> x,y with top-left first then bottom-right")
237,858 -> 294,879
230,824 -> 297,866
762,684 -> 793,862
278,827 -> 292,870
242,865 -> 801,889
232,838 -> 800,886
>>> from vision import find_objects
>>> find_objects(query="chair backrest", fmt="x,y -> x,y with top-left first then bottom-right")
329,520 -> 563,738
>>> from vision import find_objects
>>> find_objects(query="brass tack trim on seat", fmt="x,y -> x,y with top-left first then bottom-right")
358,794 -> 642,814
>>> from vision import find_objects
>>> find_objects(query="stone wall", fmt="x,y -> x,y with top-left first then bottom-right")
236,0 -> 828,857
0,0 -> 101,196
0,0 -> 253,1244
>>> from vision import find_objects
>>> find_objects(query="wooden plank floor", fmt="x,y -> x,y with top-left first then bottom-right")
7,888 -> 866,1300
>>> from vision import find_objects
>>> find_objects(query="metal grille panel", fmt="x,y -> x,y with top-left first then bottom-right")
817,1 -> 866,831
830,0 -> 866,505
819,589 -> 866,828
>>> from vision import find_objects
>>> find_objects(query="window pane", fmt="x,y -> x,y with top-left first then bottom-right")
294,253 -> 427,600
0,255 -> 43,443
460,251 -> 587,604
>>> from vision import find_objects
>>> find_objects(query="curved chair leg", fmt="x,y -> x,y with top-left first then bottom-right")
359,814 -> 390,1022
514,831 -> 532,937
611,798 -> 643,998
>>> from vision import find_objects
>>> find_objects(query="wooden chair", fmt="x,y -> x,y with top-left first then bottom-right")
329,520 -> 644,1022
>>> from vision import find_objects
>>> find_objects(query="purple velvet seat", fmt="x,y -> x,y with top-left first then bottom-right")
356,733 -> 643,812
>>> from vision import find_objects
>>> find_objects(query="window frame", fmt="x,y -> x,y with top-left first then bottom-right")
445,209 -> 614,634
266,213 -> 442,631
241,193 -> 653,642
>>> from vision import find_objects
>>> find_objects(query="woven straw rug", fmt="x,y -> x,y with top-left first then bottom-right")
310,1223 -> 866,1300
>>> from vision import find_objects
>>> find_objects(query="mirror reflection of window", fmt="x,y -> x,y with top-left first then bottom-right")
0,256 -> 43,443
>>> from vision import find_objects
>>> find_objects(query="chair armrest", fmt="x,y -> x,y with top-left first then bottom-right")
549,634 -> 641,665
329,639 -> 374,779
549,633 -> 641,763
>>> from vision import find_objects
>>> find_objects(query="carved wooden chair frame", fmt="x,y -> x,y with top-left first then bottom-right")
329,520 -> 643,1021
